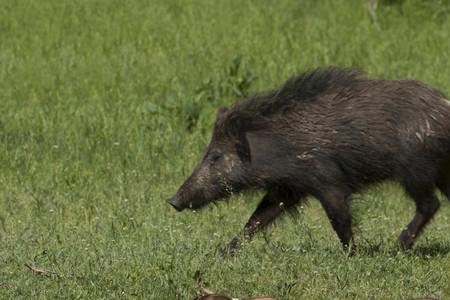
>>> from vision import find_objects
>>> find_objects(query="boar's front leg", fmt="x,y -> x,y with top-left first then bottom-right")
398,189 -> 440,250
316,189 -> 353,251
222,189 -> 299,255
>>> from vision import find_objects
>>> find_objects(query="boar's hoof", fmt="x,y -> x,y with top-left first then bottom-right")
399,230 -> 415,250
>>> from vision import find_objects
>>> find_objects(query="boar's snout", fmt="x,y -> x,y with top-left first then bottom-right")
167,196 -> 185,212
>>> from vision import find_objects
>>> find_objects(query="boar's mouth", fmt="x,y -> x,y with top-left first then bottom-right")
167,196 -> 184,211
166,191 -> 207,212
167,189 -> 229,212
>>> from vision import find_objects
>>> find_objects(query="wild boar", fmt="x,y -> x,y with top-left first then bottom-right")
167,67 -> 450,253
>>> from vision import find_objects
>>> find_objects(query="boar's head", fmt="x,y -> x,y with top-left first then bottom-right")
167,107 -> 251,211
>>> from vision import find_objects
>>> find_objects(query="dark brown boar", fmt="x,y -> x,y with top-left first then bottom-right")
167,67 -> 450,253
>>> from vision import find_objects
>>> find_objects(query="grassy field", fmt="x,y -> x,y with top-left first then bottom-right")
1,0 -> 450,299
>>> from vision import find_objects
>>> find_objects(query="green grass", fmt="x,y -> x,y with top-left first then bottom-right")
1,0 -> 450,299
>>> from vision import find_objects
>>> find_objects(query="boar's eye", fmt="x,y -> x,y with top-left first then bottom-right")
210,152 -> 222,163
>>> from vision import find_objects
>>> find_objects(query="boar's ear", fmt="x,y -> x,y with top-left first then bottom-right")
215,107 -> 229,124
235,131 -> 251,162
219,107 -> 251,162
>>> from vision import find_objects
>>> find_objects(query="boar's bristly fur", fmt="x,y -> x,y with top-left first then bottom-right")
168,67 -> 450,253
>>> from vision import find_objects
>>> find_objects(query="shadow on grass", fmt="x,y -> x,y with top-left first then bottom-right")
355,242 -> 450,258
412,243 -> 450,257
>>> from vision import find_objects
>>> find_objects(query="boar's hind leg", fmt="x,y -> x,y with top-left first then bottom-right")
437,170 -> 450,201
316,189 -> 353,250
223,189 -> 299,254
399,189 -> 440,250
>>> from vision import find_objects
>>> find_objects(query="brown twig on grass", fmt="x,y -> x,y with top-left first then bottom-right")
200,288 -> 216,295
196,288 -> 276,300
24,263 -> 60,277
